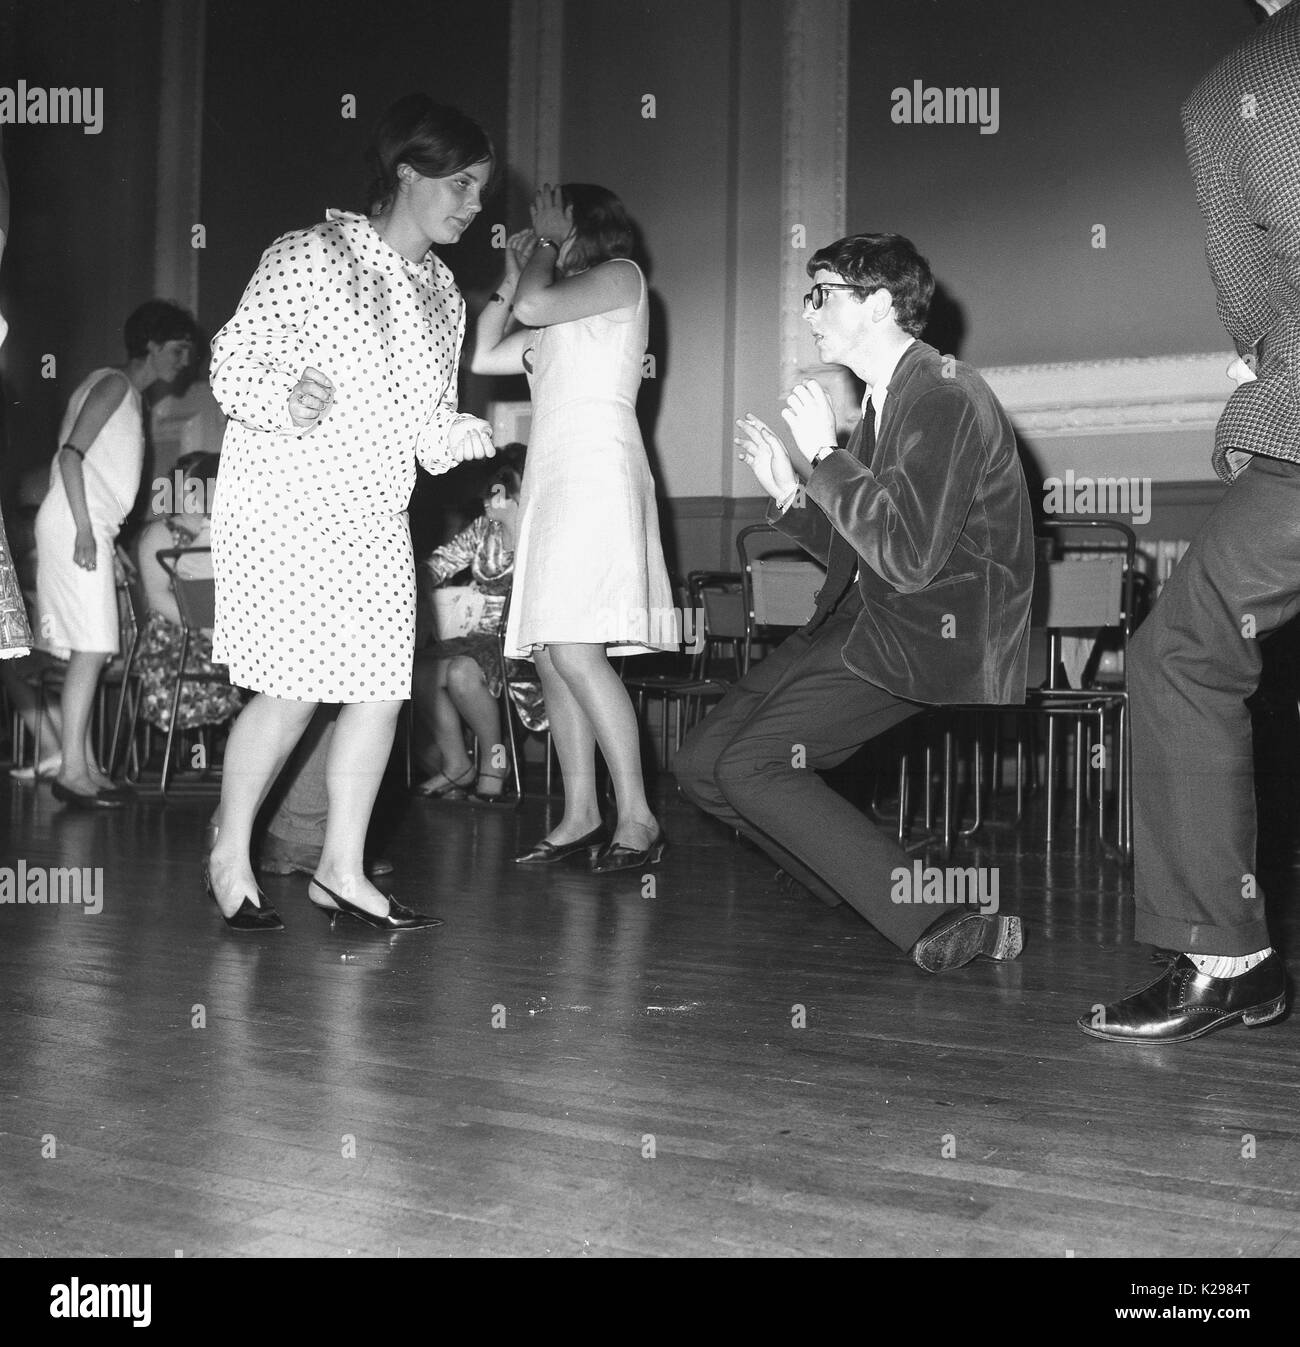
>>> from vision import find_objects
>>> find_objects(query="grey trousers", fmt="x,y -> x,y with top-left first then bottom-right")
1131,453 -> 1300,954
675,594 -> 936,952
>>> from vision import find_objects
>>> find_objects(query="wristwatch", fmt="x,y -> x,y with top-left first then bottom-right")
809,445 -> 836,467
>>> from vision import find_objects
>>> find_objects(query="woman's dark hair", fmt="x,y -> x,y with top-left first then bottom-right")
806,233 -> 935,338
559,183 -> 635,274
484,443 -> 526,500
124,300 -> 198,358
175,451 -> 221,491
366,94 -> 496,213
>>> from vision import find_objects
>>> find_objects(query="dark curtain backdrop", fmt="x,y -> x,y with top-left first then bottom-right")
0,0 -> 163,498
199,0 -> 512,335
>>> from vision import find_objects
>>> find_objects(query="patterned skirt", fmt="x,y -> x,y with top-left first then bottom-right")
135,611 -> 246,733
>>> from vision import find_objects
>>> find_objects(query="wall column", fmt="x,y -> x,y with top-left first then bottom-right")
153,0 -> 206,313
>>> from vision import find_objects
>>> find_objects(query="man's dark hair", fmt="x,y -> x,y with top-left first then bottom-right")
806,233 -> 935,337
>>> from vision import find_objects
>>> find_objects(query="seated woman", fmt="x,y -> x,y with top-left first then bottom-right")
2,476 -> 65,780
411,446 -> 545,804
133,451 -> 244,736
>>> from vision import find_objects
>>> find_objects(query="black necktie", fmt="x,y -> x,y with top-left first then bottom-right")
817,405 -> 875,614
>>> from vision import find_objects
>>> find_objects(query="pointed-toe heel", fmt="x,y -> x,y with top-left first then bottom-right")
307,876 -> 443,931
515,823 -> 609,865
202,862 -> 285,932
51,779 -> 124,810
589,830 -> 668,874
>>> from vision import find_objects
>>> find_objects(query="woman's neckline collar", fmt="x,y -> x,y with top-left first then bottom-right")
326,208 -> 452,281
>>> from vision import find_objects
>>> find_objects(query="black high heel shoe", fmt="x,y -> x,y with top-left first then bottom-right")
467,769 -> 519,809
307,876 -> 443,931
409,766 -> 476,799
514,822 -> 609,865
590,829 -> 668,873
202,862 -> 285,932
51,779 -> 124,810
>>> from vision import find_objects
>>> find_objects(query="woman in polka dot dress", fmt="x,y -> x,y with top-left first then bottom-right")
205,95 -> 496,933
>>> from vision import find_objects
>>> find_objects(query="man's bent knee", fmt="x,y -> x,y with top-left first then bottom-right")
674,731 -> 725,812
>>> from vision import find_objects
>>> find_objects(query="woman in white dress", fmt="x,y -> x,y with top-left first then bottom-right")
205,95 -> 495,933
34,301 -> 196,807
472,184 -> 676,872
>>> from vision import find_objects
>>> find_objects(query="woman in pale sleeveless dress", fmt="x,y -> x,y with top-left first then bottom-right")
472,184 -> 675,871
33,301 -> 197,807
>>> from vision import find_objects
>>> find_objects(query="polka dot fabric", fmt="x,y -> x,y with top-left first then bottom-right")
209,210 -> 465,701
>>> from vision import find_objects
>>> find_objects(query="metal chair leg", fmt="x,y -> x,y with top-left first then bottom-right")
160,628 -> 191,800
500,688 -> 523,799
1045,715 -> 1058,848
897,751 -> 909,845
923,742 -> 935,833
942,726 -> 955,859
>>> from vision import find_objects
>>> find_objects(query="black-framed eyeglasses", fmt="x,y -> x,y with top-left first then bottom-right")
802,282 -> 869,311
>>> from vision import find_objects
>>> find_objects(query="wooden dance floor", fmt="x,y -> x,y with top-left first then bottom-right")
1,768 -> 1297,1259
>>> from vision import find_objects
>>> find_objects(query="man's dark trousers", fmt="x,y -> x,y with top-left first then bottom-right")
1132,453 -> 1300,955
676,587 -> 942,951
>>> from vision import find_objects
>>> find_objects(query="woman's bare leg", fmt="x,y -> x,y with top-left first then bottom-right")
533,646 -> 602,843
56,650 -> 109,793
445,655 -> 506,791
541,642 -> 658,849
1,660 -> 63,775
311,699 -> 403,917
411,656 -> 472,790
207,692 -> 318,916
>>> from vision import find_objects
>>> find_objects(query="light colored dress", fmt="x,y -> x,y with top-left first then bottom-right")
209,210 -> 465,702
34,369 -> 143,657
504,258 -> 676,658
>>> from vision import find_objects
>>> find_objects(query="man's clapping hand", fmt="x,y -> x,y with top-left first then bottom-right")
735,414 -> 799,502
780,379 -> 839,463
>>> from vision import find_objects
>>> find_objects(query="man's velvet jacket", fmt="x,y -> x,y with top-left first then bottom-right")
770,340 -> 1034,706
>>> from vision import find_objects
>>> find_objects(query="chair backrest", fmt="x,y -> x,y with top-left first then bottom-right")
1033,518 -> 1137,690
113,546 -> 142,655
750,557 -> 823,626
156,547 -> 216,631
1037,518 -> 1137,634
736,524 -> 825,670
686,571 -> 745,678
1033,555 -> 1126,630
690,571 -> 746,639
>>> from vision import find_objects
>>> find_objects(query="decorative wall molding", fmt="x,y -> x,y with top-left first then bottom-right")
508,0 -> 564,218
775,1 -> 1232,441
779,0 -> 848,396
153,0 -> 205,314
982,351 -> 1237,437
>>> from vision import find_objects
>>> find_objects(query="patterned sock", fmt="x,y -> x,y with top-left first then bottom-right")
1189,949 -> 1272,978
